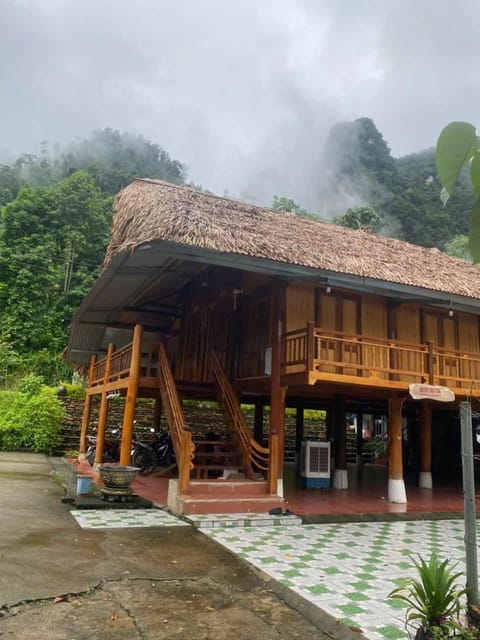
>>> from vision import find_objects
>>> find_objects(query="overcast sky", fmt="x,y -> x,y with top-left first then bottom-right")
2,0 -> 480,207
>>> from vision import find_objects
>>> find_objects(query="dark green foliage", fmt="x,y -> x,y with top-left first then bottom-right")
272,195 -> 319,219
0,385 -> 64,453
334,205 -> 380,232
444,234 -> 471,261
0,171 -> 111,353
56,128 -> 185,195
0,129 -> 186,388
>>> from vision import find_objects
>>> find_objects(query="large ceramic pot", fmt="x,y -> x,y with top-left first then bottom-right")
98,465 -> 139,496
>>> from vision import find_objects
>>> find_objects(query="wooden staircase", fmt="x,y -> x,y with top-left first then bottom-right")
191,437 -> 248,479
158,341 -> 284,515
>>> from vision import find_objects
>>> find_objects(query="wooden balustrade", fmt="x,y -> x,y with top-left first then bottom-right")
283,326 -> 480,393
211,351 -> 269,476
157,339 -> 195,494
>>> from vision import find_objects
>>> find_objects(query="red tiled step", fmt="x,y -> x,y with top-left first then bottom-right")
186,480 -> 269,497
179,496 -> 286,515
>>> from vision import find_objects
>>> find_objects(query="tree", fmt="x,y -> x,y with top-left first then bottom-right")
436,122 -> 480,261
55,128 -> 186,195
444,234 -> 471,261
0,172 -> 111,352
334,205 -> 381,232
271,196 -> 318,219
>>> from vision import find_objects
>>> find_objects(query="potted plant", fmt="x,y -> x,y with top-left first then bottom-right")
389,552 -> 466,639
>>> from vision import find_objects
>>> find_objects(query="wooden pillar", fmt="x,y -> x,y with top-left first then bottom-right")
419,402 -> 433,488
388,395 -> 406,503
94,343 -> 114,466
268,282 -> 286,495
119,325 -> 143,466
326,404 -> 334,477
333,396 -> 348,489
253,402 -> 264,444
295,403 -> 304,460
153,397 -> 163,432
78,355 -> 96,458
356,412 -> 364,465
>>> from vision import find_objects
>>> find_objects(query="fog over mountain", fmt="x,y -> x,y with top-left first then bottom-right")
2,0 -> 480,207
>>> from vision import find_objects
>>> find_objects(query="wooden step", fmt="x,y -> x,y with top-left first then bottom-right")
192,465 -> 247,479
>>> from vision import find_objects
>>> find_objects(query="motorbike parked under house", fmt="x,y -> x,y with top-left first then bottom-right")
131,429 -> 176,476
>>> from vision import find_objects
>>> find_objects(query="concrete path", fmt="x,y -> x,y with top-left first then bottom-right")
0,452 -> 342,640
0,452 -> 472,640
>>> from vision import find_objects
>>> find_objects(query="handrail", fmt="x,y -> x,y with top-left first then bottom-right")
211,351 -> 269,475
284,325 -> 480,390
157,339 -> 195,494
91,343 -> 133,386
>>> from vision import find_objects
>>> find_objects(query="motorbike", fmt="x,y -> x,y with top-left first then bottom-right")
85,429 -> 121,466
131,429 -> 176,476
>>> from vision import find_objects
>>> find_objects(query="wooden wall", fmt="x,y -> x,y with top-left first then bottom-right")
284,282 -> 480,384
175,267 -> 240,382
173,271 -> 480,385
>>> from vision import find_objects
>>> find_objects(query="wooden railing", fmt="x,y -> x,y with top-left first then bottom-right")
90,342 -> 160,389
157,339 -> 195,494
284,323 -> 480,391
211,351 -> 269,476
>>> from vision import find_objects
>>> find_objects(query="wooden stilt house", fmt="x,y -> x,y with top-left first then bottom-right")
66,179 -> 480,513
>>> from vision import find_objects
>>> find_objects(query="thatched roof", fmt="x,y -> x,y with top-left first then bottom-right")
107,178 -> 480,300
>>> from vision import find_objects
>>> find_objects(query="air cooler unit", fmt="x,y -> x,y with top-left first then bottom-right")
300,441 -> 331,489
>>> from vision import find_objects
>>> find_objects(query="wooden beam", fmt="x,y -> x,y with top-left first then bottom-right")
119,325 -> 143,466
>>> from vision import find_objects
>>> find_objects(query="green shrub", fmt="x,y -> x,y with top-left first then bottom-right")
17,374 -> 44,396
389,552 -> 466,637
0,389 -> 65,453
42,382 -> 85,399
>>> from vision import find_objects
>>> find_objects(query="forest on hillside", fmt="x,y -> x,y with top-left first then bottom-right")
0,121 -> 472,386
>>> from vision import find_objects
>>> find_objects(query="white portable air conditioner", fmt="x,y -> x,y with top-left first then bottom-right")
300,441 -> 331,489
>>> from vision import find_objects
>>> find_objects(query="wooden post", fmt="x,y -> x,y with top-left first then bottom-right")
427,341 -> 435,384
356,412 -> 364,466
268,433 -> 279,495
295,403 -> 304,460
333,395 -> 348,489
78,355 -> 96,458
388,395 -> 406,503
179,431 -> 193,495
94,343 -> 114,466
419,401 -> 432,488
119,325 -> 143,466
306,321 -> 315,372
153,397 -> 163,432
253,401 -> 264,444
269,282 -> 286,494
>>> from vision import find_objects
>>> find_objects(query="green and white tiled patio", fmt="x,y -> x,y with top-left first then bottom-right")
203,518 -> 470,640
70,508 -> 472,640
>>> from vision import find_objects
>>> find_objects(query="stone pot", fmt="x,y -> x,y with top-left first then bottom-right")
98,465 -> 139,496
